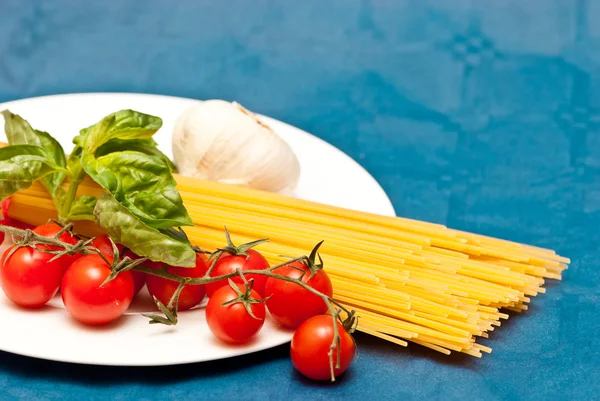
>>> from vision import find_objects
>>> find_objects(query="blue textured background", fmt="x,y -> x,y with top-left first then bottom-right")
0,1 -> 598,399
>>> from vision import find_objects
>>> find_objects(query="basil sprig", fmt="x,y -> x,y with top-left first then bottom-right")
0,109 -> 196,267
2,110 -> 67,204
82,150 -> 192,229
0,144 -> 67,199
94,196 -> 196,267
76,110 -> 192,230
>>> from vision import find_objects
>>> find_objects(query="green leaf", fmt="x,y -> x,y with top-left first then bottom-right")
67,146 -> 85,182
96,138 -> 176,172
0,144 -> 67,199
80,110 -> 162,154
2,110 -> 67,200
67,195 -> 97,221
94,195 -> 196,267
82,150 -> 193,229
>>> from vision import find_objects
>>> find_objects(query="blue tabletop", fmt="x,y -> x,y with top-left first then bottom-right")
0,1 -> 598,399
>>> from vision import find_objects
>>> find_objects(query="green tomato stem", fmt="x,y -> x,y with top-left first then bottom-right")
0,224 -> 97,258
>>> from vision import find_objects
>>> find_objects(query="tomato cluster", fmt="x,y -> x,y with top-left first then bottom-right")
203,244 -> 354,381
1,223 -> 79,308
0,223 -> 356,381
0,225 -> 211,325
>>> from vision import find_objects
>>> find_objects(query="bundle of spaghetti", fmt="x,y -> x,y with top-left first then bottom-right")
9,173 -> 569,357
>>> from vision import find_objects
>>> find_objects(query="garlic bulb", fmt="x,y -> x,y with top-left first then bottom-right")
172,100 -> 300,193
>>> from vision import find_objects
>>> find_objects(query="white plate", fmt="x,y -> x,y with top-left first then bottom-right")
0,93 -> 395,366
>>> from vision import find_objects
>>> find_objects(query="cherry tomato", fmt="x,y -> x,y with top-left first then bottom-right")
90,235 -> 124,261
0,197 -> 34,234
1,218 -> 34,232
122,250 -> 166,271
61,254 -> 134,325
0,223 -> 81,308
0,245 -> 65,307
206,249 -> 269,297
291,315 -> 356,381
0,198 -> 9,226
91,237 -> 145,295
146,253 -> 208,311
32,222 -> 81,270
265,261 -> 333,328
131,273 -> 146,295
0,198 -> 6,244
206,283 -> 265,344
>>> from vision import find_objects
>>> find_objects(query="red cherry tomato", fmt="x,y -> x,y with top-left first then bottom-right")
146,253 -> 208,311
33,222 -> 78,244
90,235 -> 124,261
0,223 -> 81,308
0,198 -> 6,244
0,245 -> 65,307
122,250 -> 166,271
291,315 -> 356,381
130,270 -> 147,295
91,237 -> 145,295
206,249 -> 269,297
32,222 -> 81,270
265,261 -> 333,328
0,200 -> 5,243
0,198 -> 9,227
0,198 -> 5,244
61,254 -> 134,325
1,218 -> 34,233
33,222 -> 81,270
0,197 -> 34,234
206,283 -> 266,344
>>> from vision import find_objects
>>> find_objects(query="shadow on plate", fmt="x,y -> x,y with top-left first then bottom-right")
0,342 -> 291,385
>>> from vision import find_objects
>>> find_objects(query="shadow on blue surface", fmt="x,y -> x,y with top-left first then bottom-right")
0,331 -> 479,385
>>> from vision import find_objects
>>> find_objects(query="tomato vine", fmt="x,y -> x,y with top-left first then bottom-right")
0,223 -> 356,382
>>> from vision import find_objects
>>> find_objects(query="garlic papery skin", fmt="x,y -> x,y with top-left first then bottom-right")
172,100 -> 301,193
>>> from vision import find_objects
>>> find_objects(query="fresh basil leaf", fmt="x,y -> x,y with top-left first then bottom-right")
73,129 -> 87,147
2,110 -> 67,199
67,146 -> 86,182
96,138 -> 176,172
81,114 -> 115,154
0,144 -> 66,199
82,150 -> 193,229
94,195 -> 196,267
81,110 -> 162,154
67,195 -> 97,221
